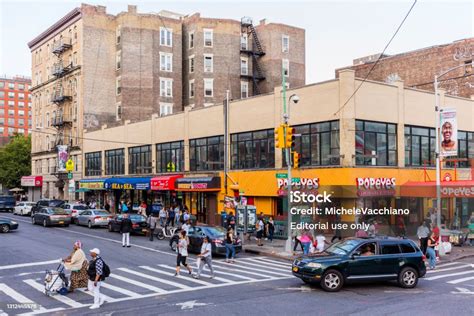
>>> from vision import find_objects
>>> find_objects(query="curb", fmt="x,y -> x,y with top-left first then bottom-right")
244,248 -> 295,261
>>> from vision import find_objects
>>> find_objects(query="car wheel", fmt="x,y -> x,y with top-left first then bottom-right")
320,269 -> 344,292
108,223 -> 113,232
1,224 -> 10,233
170,239 -> 178,252
157,230 -> 165,240
398,267 -> 418,288
43,219 -> 48,227
31,217 -> 36,225
64,224 -> 69,227
88,221 -> 92,229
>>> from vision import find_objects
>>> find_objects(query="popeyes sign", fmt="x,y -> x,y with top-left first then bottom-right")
356,177 -> 396,197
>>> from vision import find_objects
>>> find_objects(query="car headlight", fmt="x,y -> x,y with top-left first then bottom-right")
306,262 -> 322,269
10,221 -> 18,225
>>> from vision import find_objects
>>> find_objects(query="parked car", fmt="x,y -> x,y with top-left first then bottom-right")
108,214 -> 147,234
76,210 -> 112,228
291,237 -> 426,292
62,203 -> 87,223
169,224 -> 242,256
0,195 -> 16,212
0,217 -> 19,233
13,202 -> 37,216
31,200 -> 65,215
31,207 -> 71,227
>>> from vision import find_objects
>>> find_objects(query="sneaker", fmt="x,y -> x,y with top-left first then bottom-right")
174,272 -> 179,277
209,275 -> 214,279
188,270 -> 192,275
192,274 -> 199,279
127,245 -> 131,248
89,304 -> 100,310
122,245 -> 125,247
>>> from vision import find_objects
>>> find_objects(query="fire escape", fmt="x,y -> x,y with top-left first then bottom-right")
240,17 -> 266,96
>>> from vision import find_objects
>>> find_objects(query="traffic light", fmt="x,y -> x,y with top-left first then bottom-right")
285,126 -> 295,149
292,151 -> 301,168
274,125 -> 285,148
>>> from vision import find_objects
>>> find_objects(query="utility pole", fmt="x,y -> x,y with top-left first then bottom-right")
282,71 -> 293,254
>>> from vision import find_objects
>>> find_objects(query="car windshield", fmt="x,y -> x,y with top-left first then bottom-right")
73,205 -> 87,210
325,239 -> 361,255
27,203 -> 36,206
202,226 -> 226,238
50,200 -> 64,207
94,211 -> 110,216
129,214 -> 145,221
50,208 -> 68,215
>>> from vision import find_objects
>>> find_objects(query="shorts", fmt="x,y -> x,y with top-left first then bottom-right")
176,253 -> 188,267
256,230 -> 263,239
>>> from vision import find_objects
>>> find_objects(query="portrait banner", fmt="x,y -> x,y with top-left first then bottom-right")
440,108 -> 457,157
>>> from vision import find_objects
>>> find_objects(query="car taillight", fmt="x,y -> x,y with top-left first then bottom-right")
94,216 -> 101,221
213,239 -> 223,244
422,254 -> 426,261
132,224 -> 138,228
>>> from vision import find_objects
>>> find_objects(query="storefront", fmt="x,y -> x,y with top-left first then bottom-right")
150,174 -> 183,207
175,176 -> 221,225
104,177 -> 152,213
21,176 -> 43,202
79,178 -> 107,207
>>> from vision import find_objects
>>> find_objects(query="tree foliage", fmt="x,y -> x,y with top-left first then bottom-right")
0,135 -> 31,189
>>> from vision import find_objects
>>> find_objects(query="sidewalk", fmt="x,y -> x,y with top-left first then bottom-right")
243,236 -> 474,263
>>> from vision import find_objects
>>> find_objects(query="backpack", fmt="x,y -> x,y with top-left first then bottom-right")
101,260 -> 111,280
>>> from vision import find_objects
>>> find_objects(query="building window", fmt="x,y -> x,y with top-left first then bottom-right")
447,130 -> 474,168
8,92 -> 15,98
105,149 -> 125,175
18,101 -> 25,107
8,109 -> 14,116
241,57 -> 248,75
404,125 -> 435,167
356,120 -> 397,166
231,129 -> 275,170
0,82 -> 4,88
189,80 -> 195,98
8,83 -> 14,89
116,77 -> 121,95
0,100 -> 3,106
189,32 -> 194,49
18,93 -> 24,100
116,26 -> 121,44
129,145 -> 152,174
160,78 -> 173,97
116,50 -> 121,70
18,128 -> 25,134
8,101 -> 14,106
189,55 -> 195,73
116,102 -> 122,121
204,54 -> 213,73
18,84 -> 25,90
241,33 -> 248,50
160,102 -> 173,116
203,29 -> 213,47
190,135 -> 224,171
8,118 -> 14,126
241,81 -> 248,99
18,110 -> 25,116
204,79 -> 213,97
282,59 -> 289,77
282,35 -> 289,53
0,92 -> 3,98
160,27 -> 172,47
85,152 -> 102,176
156,141 -> 184,172
160,53 -> 173,72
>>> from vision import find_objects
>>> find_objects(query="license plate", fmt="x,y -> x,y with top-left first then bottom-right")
142,229 -> 148,233
292,267 -> 298,272
59,221 -> 64,224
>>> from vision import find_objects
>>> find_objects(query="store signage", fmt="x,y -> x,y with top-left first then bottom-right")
356,177 -> 396,197
104,177 -> 151,190
79,180 -> 105,190
151,175 -> 183,191
66,159 -> 74,172
21,176 -> 43,187
277,177 -> 319,196
441,186 -> 474,198
175,177 -> 221,191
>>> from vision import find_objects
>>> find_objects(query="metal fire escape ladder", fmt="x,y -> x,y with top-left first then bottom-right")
240,17 -> 266,96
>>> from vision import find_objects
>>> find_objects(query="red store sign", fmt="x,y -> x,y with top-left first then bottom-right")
150,175 -> 183,191
21,176 -> 43,187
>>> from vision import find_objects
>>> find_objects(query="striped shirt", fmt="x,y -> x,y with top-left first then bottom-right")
95,257 -> 103,276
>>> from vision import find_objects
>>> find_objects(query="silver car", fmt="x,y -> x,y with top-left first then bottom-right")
76,210 -> 112,228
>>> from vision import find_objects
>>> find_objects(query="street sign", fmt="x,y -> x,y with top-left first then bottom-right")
276,173 -> 287,179
66,159 -> 74,172
67,172 -> 73,180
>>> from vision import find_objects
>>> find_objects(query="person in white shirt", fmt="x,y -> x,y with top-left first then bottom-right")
193,236 -> 215,279
181,220 -> 191,235
315,233 -> 327,253
175,231 -> 192,276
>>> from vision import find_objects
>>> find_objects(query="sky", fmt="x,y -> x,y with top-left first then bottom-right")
0,0 -> 473,84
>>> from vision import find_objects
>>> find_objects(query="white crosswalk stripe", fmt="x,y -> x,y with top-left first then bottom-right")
253,257 -> 293,267
139,266 -> 213,286
424,261 -> 474,281
447,276 -> 474,284
100,282 -> 140,297
242,258 -> 292,270
221,261 -> 291,276
158,264 -> 254,281
108,273 -> 167,293
427,264 -> 472,273
212,262 -> 286,278
118,267 -> 191,289
0,283 -> 48,312
23,279 -> 85,308
77,288 -> 115,303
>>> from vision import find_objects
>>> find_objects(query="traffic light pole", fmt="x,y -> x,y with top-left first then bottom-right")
282,73 -> 293,254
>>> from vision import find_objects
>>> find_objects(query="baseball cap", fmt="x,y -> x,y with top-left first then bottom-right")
89,248 -> 100,255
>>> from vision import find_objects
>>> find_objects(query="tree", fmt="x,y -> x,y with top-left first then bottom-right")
0,134 -> 31,189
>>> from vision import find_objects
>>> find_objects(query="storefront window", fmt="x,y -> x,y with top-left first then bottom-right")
129,145 -> 152,174
356,120 -> 397,166
231,129 -> 275,169
405,125 -> 435,167
189,136 -> 224,171
105,148 -> 125,175
85,152 -> 102,176
446,131 -> 474,168
156,141 -> 184,173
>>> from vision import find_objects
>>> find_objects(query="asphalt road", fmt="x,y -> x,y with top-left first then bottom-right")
1,212 -> 474,316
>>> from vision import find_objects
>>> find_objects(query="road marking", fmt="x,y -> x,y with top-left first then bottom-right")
175,300 -> 210,310
77,288 -> 115,303
427,264 -> 473,273
383,290 -> 427,294
277,285 -> 313,292
100,282 -> 140,297
227,261 -> 291,276
16,308 -> 65,316
254,257 -> 293,267
0,259 -> 60,271
158,264 -> 244,282
118,268 -> 192,290
23,279 -> 85,308
435,262 -> 462,268
451,287 -> 474,295
425,270 -> 474,281
212,263 -> 283,279
139,266 -> 213,286
108,274 -> 167,293
448,276 -> 474,284
0,283 -> 47,311
244,258 -> 292,270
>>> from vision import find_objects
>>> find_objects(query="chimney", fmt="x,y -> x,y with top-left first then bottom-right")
259,18 -> 267,26
97,5 -> 106,14
128,5 -> 137,14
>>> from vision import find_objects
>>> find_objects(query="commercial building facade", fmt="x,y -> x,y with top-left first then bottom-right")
28,3 -> 305,200
83,70 -> 474,236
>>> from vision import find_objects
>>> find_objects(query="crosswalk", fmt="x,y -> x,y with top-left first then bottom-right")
0,257 -> 292,315
424,261 -> 474,285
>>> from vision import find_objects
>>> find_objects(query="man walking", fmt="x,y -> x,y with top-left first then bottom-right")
159,207 -> 167,227
193,236 -> 215,279
147,214 -> 157,241
120,213 -> 133,247
87,248 -> 106,310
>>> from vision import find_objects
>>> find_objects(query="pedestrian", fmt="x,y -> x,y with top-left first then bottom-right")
417,220 -> 430,254
314,231 -> 328,253
63,240 -> 88,292
159,207 -> 167,227
147,214 -> 157,241
175,230 -> 192,276
175,209 -> 181,228
259,212 -> 267,239
90,200 -> 97,209
426,232 -> 438,270
87,248 -> 106,309
267,216 -> 275,243
300,230 -> 313,255
181,219 -> 191,235
120,213 -> 133,247
225,227 -> 236,263
193,236 -> 215,279
183,209 -> 190,223
367,220 -> 377,237
167,206 -> 175,227
331,215 -> 342,243
104,202 -> 110,213
120,200 -> 129,213
227,211 -> 236,230
292,229 -> 304,253
256,216 -> 265,246
396,216 -> 406,237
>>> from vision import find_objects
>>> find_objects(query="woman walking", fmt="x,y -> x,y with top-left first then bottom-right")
225,227 -> 236,263
426,232 -> 438,270
300,230 -> 313,255
63,240 -> 88,292
267,216 -> 275,243
175,231 -> 192,276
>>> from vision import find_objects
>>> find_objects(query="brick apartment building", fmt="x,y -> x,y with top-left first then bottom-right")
0,76 -> 32,146
337,38 -> 474,98
27,3 -> 305,199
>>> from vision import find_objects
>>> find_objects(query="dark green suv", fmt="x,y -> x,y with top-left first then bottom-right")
292,237 -> 426,292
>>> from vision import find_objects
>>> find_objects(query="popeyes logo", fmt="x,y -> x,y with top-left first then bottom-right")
356,177 -> 396,197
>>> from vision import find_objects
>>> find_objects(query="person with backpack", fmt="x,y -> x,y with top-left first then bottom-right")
175,231 -> 193,276
226,211 -> 236,230
120,213 -> 133,247
87,248 -> 109,310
